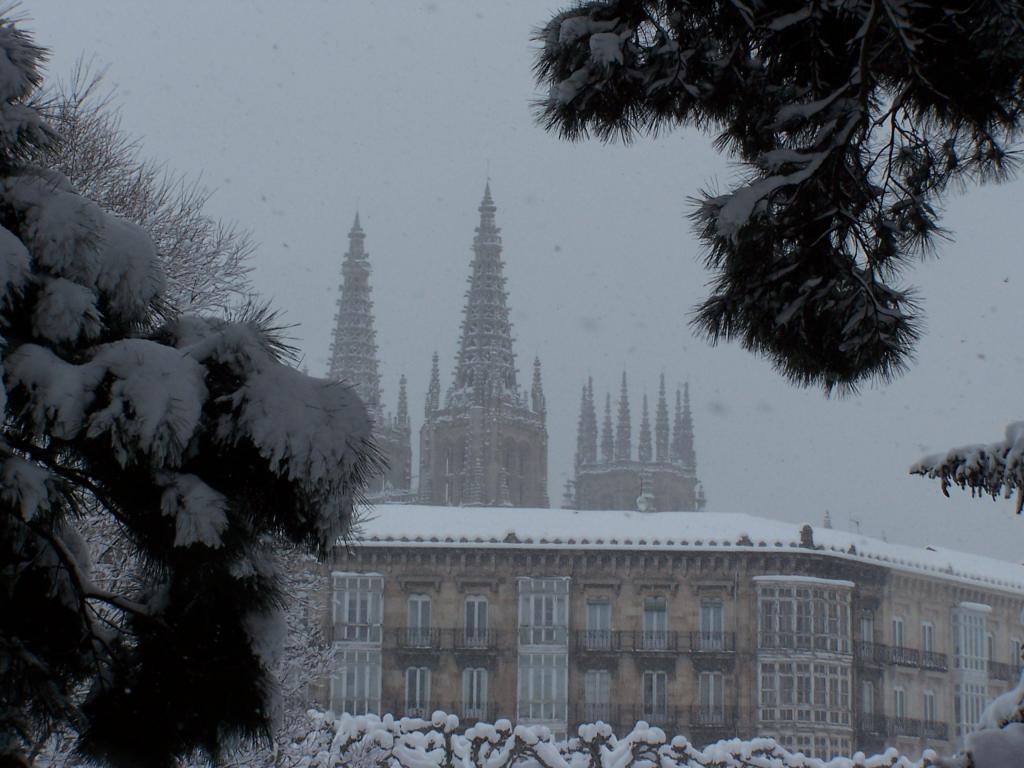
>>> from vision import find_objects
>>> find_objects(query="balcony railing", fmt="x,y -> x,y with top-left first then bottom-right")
453,628 -> 499,651
452,701 -> 498,725
394,627 -> 442,649
691,631 -> 735,652
890,716 -> 922,737
631,705 -> 682,731
988,660 -> 1020,682
576,702 -> 620,725
575,629 -> 625,652
923,720 -> 948,740
891,646 -> 920,667
921,650 -> 948,672
689,705 -> 738,729
632,630 -> 679,652
856,640 -> 890,664
859,714 -> 949,741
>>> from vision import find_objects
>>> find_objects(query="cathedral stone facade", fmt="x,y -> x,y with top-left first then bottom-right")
327,214 -> 412,500
568,373 -> 705,512
417,185 -> 549,508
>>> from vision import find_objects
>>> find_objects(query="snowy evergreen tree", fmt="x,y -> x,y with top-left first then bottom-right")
533,0 -> 1024,393
36,63 -> 254,315
0,18 -> 381,768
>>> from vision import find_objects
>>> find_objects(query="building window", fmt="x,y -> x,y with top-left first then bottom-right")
517,653 -> 567,722
585,599 -> 612,650
758,661 -> 850,726
893,687 -> 906,720
642,670 -> 668,720
641,596 -> 668,650
331,648 -> 381,715
987,633 -> 995,666
462,667 -> 488,720
518,577 -> 569,646
757,584 -> 850,653
773,733 -> 851,760
924,690 -> 937,724
698,671 -> 724,723
331,573 -> 383,644
954,606 -> 989,673
407,594 -> 432,647
922,622 -> 935,653
1012,638 -> 1022,668
464,595 -> 488,647
955,682 -> 987,739
861,681 -> 874,715
860,610 -> 874,643
584,669 -> 611,722
699,599 -> 724,649
405,666 -> 431,718
891,616 -> 905,648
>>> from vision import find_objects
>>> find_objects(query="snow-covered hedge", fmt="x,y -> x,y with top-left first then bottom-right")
279,708 -> 1024,768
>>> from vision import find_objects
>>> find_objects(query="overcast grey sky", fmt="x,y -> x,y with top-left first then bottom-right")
28,1 -> 1024,561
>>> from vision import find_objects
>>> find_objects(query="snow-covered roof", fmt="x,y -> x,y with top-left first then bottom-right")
352,505 -> 1024,595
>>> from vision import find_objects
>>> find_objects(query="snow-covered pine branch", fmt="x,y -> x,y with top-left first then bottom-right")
0,16 -> 383,768
912,423 -> 1024,512
532,0 -> 1024,392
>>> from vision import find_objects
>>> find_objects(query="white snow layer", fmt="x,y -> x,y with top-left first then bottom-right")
159,474 -> 229,548
353,506 -> 1024,592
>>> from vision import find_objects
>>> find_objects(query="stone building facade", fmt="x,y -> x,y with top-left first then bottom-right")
569,374 -> 705,511
320,507 -> 1024,760
327,213 -> 412,500
417,185 -> 548,508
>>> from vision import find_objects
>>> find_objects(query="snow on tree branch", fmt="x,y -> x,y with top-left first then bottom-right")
533,0 -> 1024,392
912,422 -> 1024,513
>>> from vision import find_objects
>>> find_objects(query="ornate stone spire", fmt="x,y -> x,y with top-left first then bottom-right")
584,377 -> 598,464
671,388 -> 684,463
638,393 -> 652,463
601,392 -> 614,463
575,384 -> 588,469
425,352 -> 440,417
655,373 -> 669,462
615,372 -> 631,461
396,374 -> 409,429
531,356 -> 546,421
679,382 -> 696,469
328,212 -> 381,409
453,183 -> 517,400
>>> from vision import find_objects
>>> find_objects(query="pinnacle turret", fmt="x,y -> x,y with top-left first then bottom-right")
396,374 -> 409,428
328,212 -> 381,409
575,384 -> 589,469
679,382 -> 696,469
531,356 -> 546,420
655,373 -> 669,462
453,183 -> 517,400
583,377 -> 598,464
638,393 -> 652,463
601,393 -> 614,463
615,372 -> 631,461
425,352 -> 440,416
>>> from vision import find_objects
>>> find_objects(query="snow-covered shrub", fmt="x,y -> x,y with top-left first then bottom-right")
0,16 -> 382,768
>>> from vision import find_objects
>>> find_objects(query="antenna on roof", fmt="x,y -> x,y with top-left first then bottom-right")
848,514 -> 861,534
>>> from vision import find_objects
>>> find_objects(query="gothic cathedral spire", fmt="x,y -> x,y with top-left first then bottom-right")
328,212 -> 381,409
638,393 -> 652,463
453,182 -> 517,400
655,373 -> 670,462
601,393 -> 614,463
615,372 -> 631,461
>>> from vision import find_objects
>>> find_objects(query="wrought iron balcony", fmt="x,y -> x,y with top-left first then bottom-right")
923,720 -> 949,740
691,631 -> 735,652
890,716 -> 922,737
855,640 -> 891,664
453,627 -> 500,651
451,701 -> 499,726
890,646 -> 920,668
921,650 -> 948,672
575,629 -> 625,652
632,629 -> 679,652
630,705 -> 682,732
394,627 -> 442,650
988,660 -> 1019,682
573,702 -> 622,727
689,705 -> 738,729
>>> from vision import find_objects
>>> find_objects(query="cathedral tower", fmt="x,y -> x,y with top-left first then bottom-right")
570,374 -> 705,512
327,213 -> 412,499
417,184 -> 549,507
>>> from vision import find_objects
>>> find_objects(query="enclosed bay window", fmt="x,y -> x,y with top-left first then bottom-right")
331,573 -> 383,644
758,661 -> 850,726
518,577 -> 569,646
757,581 -> 851,653
331,648 -> 381,715
954,605 -> 989,673
517,653 -> 567,722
